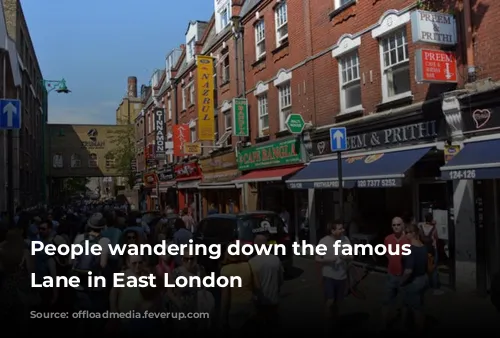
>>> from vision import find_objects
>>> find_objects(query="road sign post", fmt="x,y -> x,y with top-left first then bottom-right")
285,114 -> 306,134
329,127 -> 348,224
0,99 -> 21,130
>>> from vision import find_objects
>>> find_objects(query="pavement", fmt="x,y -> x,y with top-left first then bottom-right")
277,256 -> 498,334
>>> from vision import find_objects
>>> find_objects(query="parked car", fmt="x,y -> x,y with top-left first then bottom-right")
194,211 -> 293,275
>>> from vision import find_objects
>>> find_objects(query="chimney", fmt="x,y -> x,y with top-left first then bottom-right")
127,76 -> 137,97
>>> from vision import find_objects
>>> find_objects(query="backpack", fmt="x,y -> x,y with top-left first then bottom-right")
72,234 -> 102,284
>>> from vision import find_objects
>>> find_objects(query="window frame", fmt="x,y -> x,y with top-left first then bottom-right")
88,153 -> 98,168
278,82 -> 292,131
275,1 -> 288,47
255,20 -> 266,59
70,153 -> 81,168
190,126 -> 196,142
257,93 -> 269,136
379,28 -> 412,102
338,51 -> 363,114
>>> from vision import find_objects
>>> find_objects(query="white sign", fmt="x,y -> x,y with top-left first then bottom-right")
411,10 -> 457,45
154,109 -> 165,155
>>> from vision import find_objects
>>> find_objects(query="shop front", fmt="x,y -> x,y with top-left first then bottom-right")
142,172 -> 158,211
156,165 -> 177,212
440,88 -> 500,293
286,102 -> 455,284
198,151 -> 241,216
175,162 -> 203,222
234,137 -> 306,237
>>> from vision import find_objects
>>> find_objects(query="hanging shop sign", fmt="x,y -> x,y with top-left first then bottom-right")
196,56 -> 215,141
172,124 -> 190,156
157,166 -> 175,182
199,152 -> 237,173
411,10 -> 457,45
154,108 -> 166,158
462,106 -> 500,133
174,162 -> 202,181
143,172 -> 158,187
312,119 -> 440,156
232,98 -> 249,137
237,138 -> 302,170
415,49 -> 457,83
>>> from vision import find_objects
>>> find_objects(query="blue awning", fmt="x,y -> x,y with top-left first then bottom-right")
286,147 -> 432,189
441,139 -> 500,180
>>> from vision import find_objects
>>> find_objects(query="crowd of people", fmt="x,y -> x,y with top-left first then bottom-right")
0,201 -> 284,335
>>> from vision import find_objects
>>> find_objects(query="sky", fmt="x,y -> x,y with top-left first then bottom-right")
20,0 -> 215,125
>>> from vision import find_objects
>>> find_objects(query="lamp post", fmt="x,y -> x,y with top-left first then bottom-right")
41,78 -> 71,204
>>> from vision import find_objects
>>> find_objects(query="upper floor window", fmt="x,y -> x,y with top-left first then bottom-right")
188,82 -> 195,106
187,38 -> 195,58
255,20 -> 266,59
88,153 -> 98,168
257,94 -> 269,136
380,28 -> 410,101
221,55 -> 230,83
334,0 -> 354,9
182,86 -> 187,110
52,153 -> 63,168
278,82 -> 292,131
275,1 -> 288,47
190,126 -> 196,142
224,110 -> 232,131
220,8 -> 229,29
167,98 -> 172,119
70,153 -> 81,168
339,52 -> 362,112
105,157 -> 115,169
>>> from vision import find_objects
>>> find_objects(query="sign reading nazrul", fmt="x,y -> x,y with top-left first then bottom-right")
196,56 -> 215,141
154,108 -> 166,157
411,10 -> 457,45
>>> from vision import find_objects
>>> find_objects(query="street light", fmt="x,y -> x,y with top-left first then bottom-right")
41,78 -> 71,204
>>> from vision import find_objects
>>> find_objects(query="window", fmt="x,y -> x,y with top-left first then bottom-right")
182,86 -> 187,110
224,111 -> 232,131
52,153 -> 63,168
255,20 -> 266,59
148,114 -> 152,133
70,153 -> 81,168
222,56 -> 230,83
380,29 -> 411,100
167,98 -> 172,119
220,8 -> 229,29
105,157 -> 115,169
275,1 -> 288,46
214,114 -> 220,141
257,94 -> 269,135
278,83 -> 292,130
189,83 -> 195,105
88,153 -> 98,168
335,0 -> 354,9
187,38 -> 195,58
339,52 -> 362,112
190,127 -> 196,142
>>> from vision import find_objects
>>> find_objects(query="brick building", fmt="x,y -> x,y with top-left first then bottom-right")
2,0 -> 45,207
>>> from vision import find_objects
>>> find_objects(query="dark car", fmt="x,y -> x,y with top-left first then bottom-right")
195,211 -> 293,275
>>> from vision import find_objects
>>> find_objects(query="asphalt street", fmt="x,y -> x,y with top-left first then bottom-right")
278,256 -> 499,334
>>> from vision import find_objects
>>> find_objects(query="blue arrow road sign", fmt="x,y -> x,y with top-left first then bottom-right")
329,127 -> 347,152
0,99 -> 21,130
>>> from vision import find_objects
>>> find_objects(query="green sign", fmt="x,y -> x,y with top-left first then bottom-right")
285,114 -> 305,134
232,98 -> 249,137
237,138 -> 302,170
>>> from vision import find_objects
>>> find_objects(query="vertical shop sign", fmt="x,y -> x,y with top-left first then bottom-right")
232,97 -> 249,137
196,55 -> 215,141
154,108 -> 166,158
172,124 -> 191,157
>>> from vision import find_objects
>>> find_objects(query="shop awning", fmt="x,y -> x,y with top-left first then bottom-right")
233,165 -> 304,183
198,183 -> 240,189
176,180 -> 200,189
441,139 -> 500,179
286,147 -> 432,189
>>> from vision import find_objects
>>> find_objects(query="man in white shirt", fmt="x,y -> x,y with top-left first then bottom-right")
315,221 -> 352,321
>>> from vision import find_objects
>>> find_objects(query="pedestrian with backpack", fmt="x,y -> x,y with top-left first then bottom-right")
418,213 -> 443,295
71,213 -> 110,334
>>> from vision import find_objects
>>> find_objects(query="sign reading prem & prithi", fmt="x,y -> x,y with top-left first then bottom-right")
411,10 -> 457,45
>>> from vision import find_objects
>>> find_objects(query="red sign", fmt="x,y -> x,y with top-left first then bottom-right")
172,124 -> 191,156
144,144 -> 154,160
174,162 -> 202,181
143,172 -> 158,187
416,49 -> 457,83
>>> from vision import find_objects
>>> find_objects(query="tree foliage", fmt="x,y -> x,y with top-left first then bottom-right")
62,177 -> 89,198
106,125 -> 136,189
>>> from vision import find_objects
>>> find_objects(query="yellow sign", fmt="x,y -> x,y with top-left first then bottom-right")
444,144 -> 460,163
196,55 -> 215,141
183,142 -> 202,155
